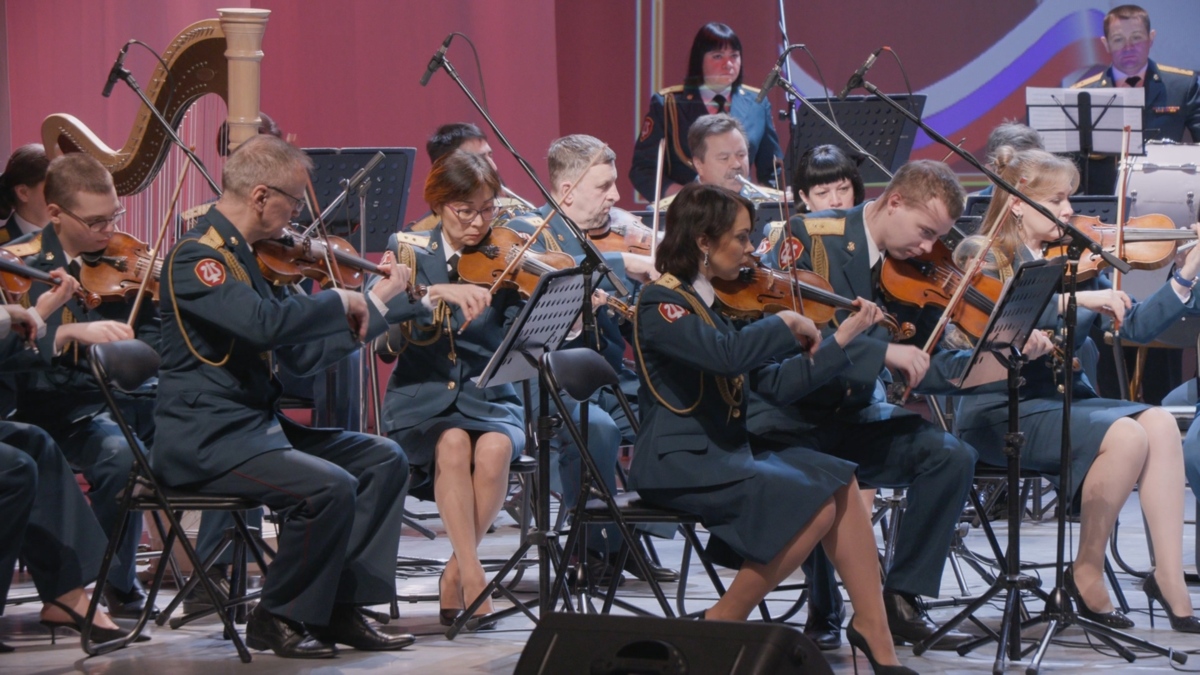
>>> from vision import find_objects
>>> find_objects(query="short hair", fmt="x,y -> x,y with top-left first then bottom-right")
984,122 -> 1043,166
684,22 -> 743,90
791,144 -> 865,209
216,112 -> 281,157
423,150 -> 502,212
44,153 -> 114,210
547,134 -> 616,188
221,134 -> 313,199
656,182 -> 755,281
879,160 -> 965,221
427,123 -> 488,163
0,143 -> 50,216
687,114 -> 746,161
1104,4 -> 1150,38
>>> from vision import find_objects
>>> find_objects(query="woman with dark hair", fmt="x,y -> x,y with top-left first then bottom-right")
629,22 -> 782,201
0,144 -> 50,242
792,144 -> 866,213
631,182 -> 914,674
378,150 -> 524,629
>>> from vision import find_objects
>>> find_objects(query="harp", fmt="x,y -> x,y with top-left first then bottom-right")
40,8 -> 269,242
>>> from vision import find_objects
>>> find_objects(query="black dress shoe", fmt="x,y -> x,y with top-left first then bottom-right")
182,568 -> 230,615
102,580 -> 159,620
803,616 -> 843,651
614,553 -> 679,583
245,605 -> 336,659
573,553 -> 625,589
883,590 -> 970,650
308,605 -> 416,651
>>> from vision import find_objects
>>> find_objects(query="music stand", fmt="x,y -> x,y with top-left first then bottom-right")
1026,87 -> 1144,194
786,94 -> 926,184
298,147 -> 416,253
913,259 -> 1061,670
445,267 -> 586,637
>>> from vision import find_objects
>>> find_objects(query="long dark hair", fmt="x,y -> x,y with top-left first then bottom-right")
792,145 -> 865,210
656,183 -> 754,281
0,144 -> 49,219
684,22 -> 743,90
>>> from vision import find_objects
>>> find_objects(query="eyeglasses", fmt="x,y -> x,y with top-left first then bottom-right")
266,185 -> 306,214
58,205 -> 126,231
449,203 -> 499,223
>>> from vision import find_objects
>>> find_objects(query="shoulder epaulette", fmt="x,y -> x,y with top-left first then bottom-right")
181,202 -> 213,224
740,84 -> 761,94
1159,64 -> 1195,76
655,193 -> 677,211
4,233 -> 41,258
393,231 -> 430,249
409,211 -> 439,233
803,217 -> 846,236
198,227 -> 226,250
658,84 -> 685,96
653,273 -> 682,290
1072,73 -> 1103,88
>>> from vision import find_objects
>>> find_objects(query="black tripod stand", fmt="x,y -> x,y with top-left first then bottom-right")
913,260 -> 1064,674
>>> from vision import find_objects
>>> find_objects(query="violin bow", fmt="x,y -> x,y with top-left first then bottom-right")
772,157 -> 802,315
1113,126 -> 1133,328
649,139 -> 666,264
128,156 -> 191,328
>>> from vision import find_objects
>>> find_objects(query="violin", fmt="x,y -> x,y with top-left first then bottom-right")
586,207 -> 659,255
712,261 -> 915,340
457,226 -> 576,298
879,240 -> 1005,341
0,248 -> 100,309
1044,213 -> 1195,281
78,231 -> 163,303
255,230 -> 427,301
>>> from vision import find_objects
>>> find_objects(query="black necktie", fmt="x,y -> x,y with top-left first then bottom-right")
68,259 -> 81,280
446,253 -> 460,282
1125,76 -> 1141,87
871,259 -> 884,300
711,94 -> 727,114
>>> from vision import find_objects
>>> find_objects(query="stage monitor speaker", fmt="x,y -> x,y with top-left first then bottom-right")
514,613 -> 833,675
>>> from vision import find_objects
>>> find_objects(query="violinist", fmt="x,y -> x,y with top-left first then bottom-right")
755,160 -> 982,648
760,144 -> 864,262
631,183 -> 916,674
377,150 -> 526,629
154,135 -> 416,657
0,143 -> 50,243
505,135 -> 676,583
10,152 -> 160,621
954,146 -> 1200,632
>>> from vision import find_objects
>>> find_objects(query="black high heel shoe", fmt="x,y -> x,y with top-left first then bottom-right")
845,616 -> 919,675
40,599 -> 151,645
1143,572 -> 1200,633
1063,566 -> 1134,629
438,569 -> 462,627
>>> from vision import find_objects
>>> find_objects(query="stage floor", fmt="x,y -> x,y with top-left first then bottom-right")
0,489 -> 1196,674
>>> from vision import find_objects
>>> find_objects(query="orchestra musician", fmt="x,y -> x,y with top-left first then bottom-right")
376,150 -> 525,628
0,144 -> 50,244
153,135 -> 416,657
1071,4 -> 1200,195
954,146 -> 1200,632
656,114 -> 786,212
504,134 -> 676,583
10,153 -> 160,621
755,160 -> 983,648
629,22 -> 782,201
631,182 -> 915,675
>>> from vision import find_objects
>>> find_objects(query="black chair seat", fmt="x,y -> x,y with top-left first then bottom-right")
583,492 -> 702,523
510,454 -> 537,474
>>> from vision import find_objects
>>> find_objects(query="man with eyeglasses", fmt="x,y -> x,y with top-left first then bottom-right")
1072,4 -> 1200,194
7,152 -> 161,620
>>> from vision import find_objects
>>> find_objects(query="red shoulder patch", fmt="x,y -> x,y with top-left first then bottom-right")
755,237 -> 774,256
658,303 -> 689,323
195,259 -> 227,287
777,237 -> 805,269
639,116 -> 654,142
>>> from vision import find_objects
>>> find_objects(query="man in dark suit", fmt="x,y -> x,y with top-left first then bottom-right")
755,160 -> 978,648
1072,4 -> 1200,195
154,135 -> 416,658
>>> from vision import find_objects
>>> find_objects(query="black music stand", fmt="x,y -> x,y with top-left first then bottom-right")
786,94 -> 926,184
298,147 -> 416,253
445,267 -> 586,637
912,259 -> 1061,671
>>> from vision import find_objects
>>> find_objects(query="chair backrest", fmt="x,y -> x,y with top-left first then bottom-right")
543,348 -> 619,401
90,339 -> 161,393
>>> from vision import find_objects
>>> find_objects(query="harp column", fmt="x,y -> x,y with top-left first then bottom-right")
218,8 -> 270,154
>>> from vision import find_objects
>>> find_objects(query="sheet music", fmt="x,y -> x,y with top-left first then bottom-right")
1026,87 -> 1144,154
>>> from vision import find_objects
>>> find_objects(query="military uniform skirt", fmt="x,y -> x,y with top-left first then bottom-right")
638,445 -> 856,566
387,402 -> 524,485
961,395 -> 1149,502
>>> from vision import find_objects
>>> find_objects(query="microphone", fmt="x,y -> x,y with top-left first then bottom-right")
419,34 -> 454,87
101,42 -> 132,98
838,48 -> 882,100
756,44 -> 802,104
